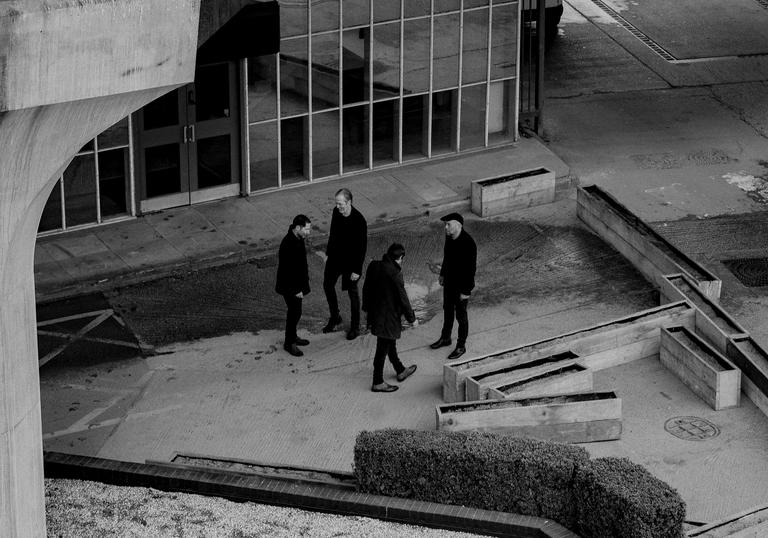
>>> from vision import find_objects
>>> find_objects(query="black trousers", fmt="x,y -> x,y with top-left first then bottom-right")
282,294 -> 302,346
372,337 -> 405,385
323,262 -> 360,329
441,286 -> 469,347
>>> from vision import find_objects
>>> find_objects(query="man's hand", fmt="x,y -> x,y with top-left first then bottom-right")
411,319 -> 419,327
460,293 -> 470,300
295,292 -> 303,298
350,272 -> 360,281
439,276 -> 444,286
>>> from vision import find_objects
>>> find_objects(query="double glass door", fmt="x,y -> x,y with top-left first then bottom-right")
137,62 -> 241,212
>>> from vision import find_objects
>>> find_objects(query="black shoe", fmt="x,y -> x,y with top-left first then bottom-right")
396,365 -> 417,382
447,346 -> 466,360
295,337 -> 310,346
371,382 -> 399,393
284,344 -> 304,357
322,315 -> 343,333
346,328 -> 359,341
430,337 -> 452,350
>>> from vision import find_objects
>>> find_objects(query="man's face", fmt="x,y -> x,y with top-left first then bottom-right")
335,194 -> 352,217
297,223 -> 312,238
444,220 -> 461,238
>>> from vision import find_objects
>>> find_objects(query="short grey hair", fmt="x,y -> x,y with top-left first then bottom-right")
335,188 -> 353,202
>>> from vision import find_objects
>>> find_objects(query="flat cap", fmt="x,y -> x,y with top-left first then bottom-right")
440,212 -> 464,225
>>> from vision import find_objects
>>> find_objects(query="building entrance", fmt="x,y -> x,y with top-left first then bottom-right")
136,62 -> 241,212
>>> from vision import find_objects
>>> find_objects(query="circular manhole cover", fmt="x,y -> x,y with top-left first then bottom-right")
664,416 -> 720,441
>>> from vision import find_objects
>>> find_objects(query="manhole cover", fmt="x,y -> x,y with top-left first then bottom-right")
722,257 -> 768,287
664,416 -> 720,441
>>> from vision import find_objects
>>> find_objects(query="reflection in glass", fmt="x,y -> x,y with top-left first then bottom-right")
462,8 -> 489,84
403,19 -> 429,94
372,23 -> 400,100
435,0 -> 460,13
342,29 -> 369,104
460,85 -> 486,150
281,116 -> 308,184
488,79 -> 516,144
402,95 -> 427,161
343,0 -> 369,27
280,38 -> 309,117
249,122 -> 279,191
63,154 -> 97,227
491,4 -> 517,79
404,0 -> 430,18
39,180 -> 63,232
97,118 -> 129,150
195,64 -> 231,121
432,89 -> 457,155
145,143 -> 182,198
197,134 -> 232,188
313,111 -> 340,178
280,0 -> 308,36
311,0 -> 339,33
98,148 -> 128,217
373,0 -> 399,22
143,90 -> 179,130
248,55 -> 278,122
465,0 -> 489,7
432,14 -> 460,90
373,100 -> 398,166
312,33 -> 340,111
343,105 -> 368,172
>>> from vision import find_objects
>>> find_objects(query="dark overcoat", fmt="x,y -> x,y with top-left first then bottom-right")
325,205 -> 367,283
439,228 -> 477,295
362,254 -> 415,340
275,228 -> 310,297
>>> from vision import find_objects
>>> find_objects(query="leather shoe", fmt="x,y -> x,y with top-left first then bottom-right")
346,328 -> 359,341
295,337 -> 309,346
396,364 -> 417,382
430,337 -> 452,350
322,315 -> 342,333
371,382 -> 398,393
447,346 -> 466,360
283,344 -> 304,357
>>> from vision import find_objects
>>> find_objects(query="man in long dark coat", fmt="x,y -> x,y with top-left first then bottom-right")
362,243 -> 418,393
322,188 -> 367,341
430,212 -> 477,360
275,214 -> 312,357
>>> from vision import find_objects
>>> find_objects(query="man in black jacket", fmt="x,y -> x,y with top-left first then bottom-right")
323,188 -> 367,341
275,214 -> 312,357
362,243 -> 418,393
430,213 -> 477,360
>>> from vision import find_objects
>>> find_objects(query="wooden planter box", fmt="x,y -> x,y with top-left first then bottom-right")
443,300 -> 695,403
726,335 -> 768,418
464,351 -> 580,401
487,364 -> 593,400
659,273 -> 747,353
687,502 -> 768,537
660,327 -> 740,410
577,185 -> 721,301
435,391 -> 622,443
471,167 -> 555,217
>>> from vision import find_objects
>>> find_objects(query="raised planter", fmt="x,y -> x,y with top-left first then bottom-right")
725,335 -> 768,418
660,327 -> 740,410
470,167 -> 555,217
577,185 -> 721,301
443,301 -> 695,403
435,391 -> 622,443
464,351 -> 579,401
486,364 -> 593,400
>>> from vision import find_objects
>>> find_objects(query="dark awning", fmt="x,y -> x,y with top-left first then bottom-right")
197,0 -> 279,64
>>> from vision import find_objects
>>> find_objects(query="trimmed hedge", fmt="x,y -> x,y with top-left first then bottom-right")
573,457 -> 686,538
354,429 -> 590,529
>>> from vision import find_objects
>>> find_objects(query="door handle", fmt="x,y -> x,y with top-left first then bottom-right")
189,124 -> 196,143
183,125 -> 189,144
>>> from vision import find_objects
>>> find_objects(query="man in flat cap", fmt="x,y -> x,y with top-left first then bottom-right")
430,212 -> 477,360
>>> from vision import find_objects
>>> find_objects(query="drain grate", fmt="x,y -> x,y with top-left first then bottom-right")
664,416 -> 720,441
722,257 -> 768,287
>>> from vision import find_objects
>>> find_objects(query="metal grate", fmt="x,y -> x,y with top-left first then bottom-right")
722,257 -> 768,287
664,416 -> 720,441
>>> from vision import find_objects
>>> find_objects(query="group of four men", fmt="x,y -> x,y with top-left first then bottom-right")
274,188 -> 477,393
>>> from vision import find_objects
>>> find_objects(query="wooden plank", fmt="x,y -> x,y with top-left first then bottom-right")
486,365 -> 593,400
471,169 -> 555,217
687,503 -> 768,537
578,336 -> 659,371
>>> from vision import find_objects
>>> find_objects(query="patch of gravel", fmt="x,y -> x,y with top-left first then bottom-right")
45,479 -> 491,537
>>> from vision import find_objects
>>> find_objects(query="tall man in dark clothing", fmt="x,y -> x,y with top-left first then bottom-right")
323,188 -> 367,341
362,243 -> 418,393
275,214 -> 312,358
430,212 -> 477,360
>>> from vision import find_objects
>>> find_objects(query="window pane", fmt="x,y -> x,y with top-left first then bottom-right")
195,64 -> 231,121
143,90 -> 179,130
64,154 -> 97,227
249,122 -> 279,191
98,148 -> 128,217
491,3 -> 517,79
145,144 -> 182,198
488,79 -> 516,144
460,85 -> 486,150
373,0 -> 400,22
465,0 -> 489,7
343,0 -> 369,27
312,33 -> 340,111
404,0 -> 430,18
373,100 -> 398,166
39,180 -> 63,232
402,95 -> 427,161
281,116 -> 308,184
435,0 -> 460,13
462,8 -> 488,84
281,38 -> 309,117
197,134 -> 232,188
248,55 -> 278,122
97,118 -> 129,150
403,19 -> 429,94
78,140 -> 94,153
433,14 -> 460,90
372,23 -> 400,100
313,111 -> 340,178
342,28 -> 369,104
280,0 -> 308,36
432,89 -> 457,155
311,0 -> 338,32
343,105 -> 368,172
